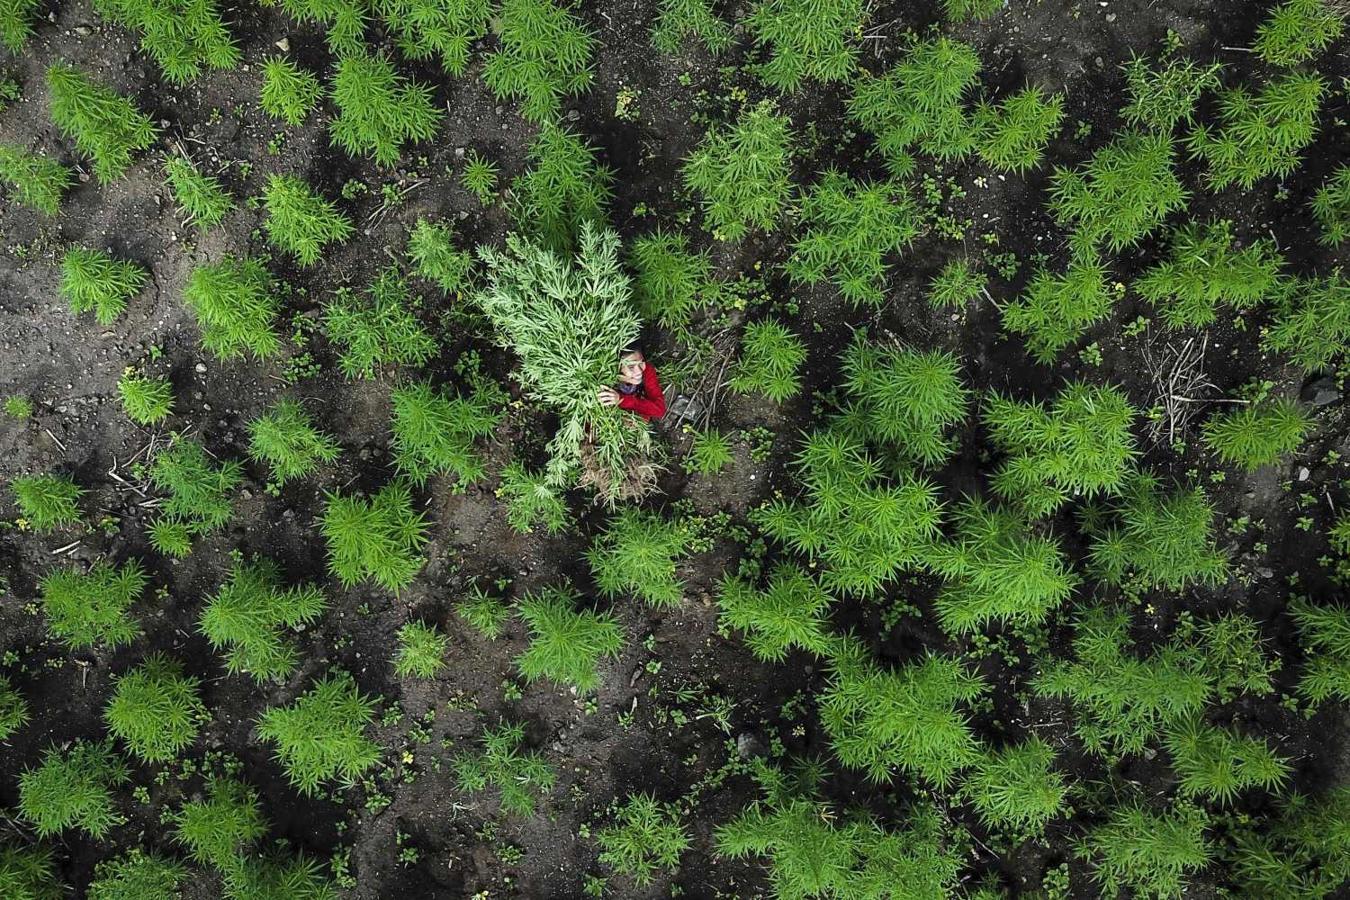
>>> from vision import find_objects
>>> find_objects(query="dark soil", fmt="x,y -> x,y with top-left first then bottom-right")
1,0 -> 1348,897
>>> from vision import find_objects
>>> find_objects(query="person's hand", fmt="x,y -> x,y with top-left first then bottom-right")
597,387 -> 620,407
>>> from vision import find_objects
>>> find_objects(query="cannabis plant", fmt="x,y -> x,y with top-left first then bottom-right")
1078,801 -> 1211,900
148,438 -> 240,552
18,739 -> 129,838
454,722 -> 556,816
587,508 -> 688,607
1253,0 -> 1344,67
482,0 -> 594,122
262,174 -> 353,265
247,398 -> 340,485
174,777 -> 265,867
184,255 -> 281,359
200,558 -> 327,682
60,247 -> 147,324
1088,473 -> 1228,591
787,173 -> 918,306
223,853 -> 336,900
1121,53 -> 1222,132
408,219 -> 473,293
746,0 -> 863,91
0,0 -> 39,52
651,0 -> 732,53
1165,718 -> 1290,805
164,155 -> 232,228
1001,251 -> 1115,362
728,318 -> 806,403
472,225 -> 653,504
1202,398 -> 1310,471
1229,785 -> 1350,898
717,564 -> 837,662
929,257 -> 986,307
257,670 -> 380,796
1136,220 -> 1283,328
105,654 -> 206,762
322,481 -> 429,593
1188,73 -> 1325,190
0,673 -> 30,740
118,369 -> 173,425
329,51 -> 441,166
46,64 -> 157,184
393,621 -> 448,678
510,122 -> 613,252
847,36 -> 980,175
1190,612 -> 1280,702
629,229 -> 712,327
927,499 -> 1078,635
12,473 -> 82,530
460,583 -> 512,638
460,149 -> 498,204
962,737 -> 1068,835
4,394 -> 33,419
943,0 -> 1001,19
40,560 -> 145,649
1034,605 -> 1212,756
268,0 -> 366,54
376,0 -> 491,75
1290,597 -> 1350,703
89,850 -> 185,900
983,381 -> 1137,517
0,144 -> 72,215
821,641 -> 986,785
1050,131 -> 1187,254
496,460 -> 570,534
1263,273 -> 1350,372
516,585 -> 624,693
717,764 -> 965,897
972,86 -> 1064,173
686,428 -> 733,474
323,266 -> 437,379
597,793 -> 690,887
684,101 -> 793,241
390,380 -> 500,486
92,0 -> 239,83
259,56 -> 320,125
753,427 -> 944,596
839,337 -> 968,465
1312,165 -> 1350,246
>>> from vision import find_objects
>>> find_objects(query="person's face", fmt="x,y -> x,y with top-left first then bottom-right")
619,353 -> 645,385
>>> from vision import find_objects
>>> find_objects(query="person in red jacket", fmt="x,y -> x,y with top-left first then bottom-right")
598,346 -> 666,420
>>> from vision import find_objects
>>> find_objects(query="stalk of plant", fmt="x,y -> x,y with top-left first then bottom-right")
510,123 -> 613,252
393,621 -> 448,678
11,473 -> 83,530
60,247 -> 147,325
453,722 -> 556,816
516,585 -> 624,693
18,739 -> 129,838
323,266 -> 437,379
92,0 -> 239,83
262,174 -> 353,265
322,481 -> 429,592
746,0 -> 863,91
728,318 -> 806,402
0,143 -> 73,214
1202,398 -> 1310,471
408,219 -> 473,293
118,369 -> 174,425
256,670 -> 380,796
184,255 -> 281,359
651,0 -> 731,53
40,560 -> 145,650
717,564 -> 837,662
164,155 -> 232,228
259,56 -> 320,125
482,0 -> 594,123
684,101 -> 793,240
200,558 -> 327,682
597,793 -> 690,887
46,64 -> 158,184
329,50 -> 441,165
247,397 -> 339,485
104,655 -> 207,763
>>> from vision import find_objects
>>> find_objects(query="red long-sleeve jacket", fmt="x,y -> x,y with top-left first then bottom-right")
618,365 -> 666,420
